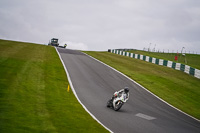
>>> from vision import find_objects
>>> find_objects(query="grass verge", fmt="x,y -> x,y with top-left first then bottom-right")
84,51 -> 200,120
0,39 -> 108,133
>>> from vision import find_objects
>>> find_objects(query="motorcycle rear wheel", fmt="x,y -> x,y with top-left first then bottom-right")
107,99 -> 113,108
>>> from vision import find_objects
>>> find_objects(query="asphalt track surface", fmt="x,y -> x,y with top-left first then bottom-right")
57,48 -> 200,133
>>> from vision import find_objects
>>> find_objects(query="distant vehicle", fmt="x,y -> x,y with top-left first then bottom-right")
48,38 -> 59,47
58,44 -> 67,49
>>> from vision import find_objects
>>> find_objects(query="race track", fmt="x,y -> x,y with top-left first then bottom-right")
57,48 -> 200,133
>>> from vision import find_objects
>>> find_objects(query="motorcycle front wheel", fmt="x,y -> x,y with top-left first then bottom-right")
114,101 -> 123,111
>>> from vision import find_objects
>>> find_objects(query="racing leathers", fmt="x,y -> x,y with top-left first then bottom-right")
112,89 -> 129,101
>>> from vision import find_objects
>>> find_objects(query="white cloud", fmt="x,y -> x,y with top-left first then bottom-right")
0,0 -> 200,53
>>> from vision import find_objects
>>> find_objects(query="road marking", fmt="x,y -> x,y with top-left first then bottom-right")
135,113 -> 156,120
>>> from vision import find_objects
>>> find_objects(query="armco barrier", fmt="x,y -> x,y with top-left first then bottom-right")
110,49 -> 200,79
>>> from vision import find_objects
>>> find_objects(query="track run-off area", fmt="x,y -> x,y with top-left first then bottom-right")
57,48 -> 200,133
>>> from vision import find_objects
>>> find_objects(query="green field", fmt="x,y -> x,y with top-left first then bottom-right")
127,49 -> 200,69
84,51 -> 200,120
0,40 -> 108,133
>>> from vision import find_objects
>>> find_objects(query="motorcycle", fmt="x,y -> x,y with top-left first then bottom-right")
107,92 -> 128,111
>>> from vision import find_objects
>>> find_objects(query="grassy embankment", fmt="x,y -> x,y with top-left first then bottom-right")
84,51 -> 200,120
128,49 -> 200,69
0,39 -> 108,133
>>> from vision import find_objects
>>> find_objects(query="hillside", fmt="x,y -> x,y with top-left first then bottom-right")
0,39 -> 107,133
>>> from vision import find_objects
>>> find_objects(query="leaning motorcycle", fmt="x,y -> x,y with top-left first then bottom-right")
107,93 -> 128,111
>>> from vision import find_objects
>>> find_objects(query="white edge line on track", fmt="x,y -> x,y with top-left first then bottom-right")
55,48 -> 113,133
83,52 -> 200,123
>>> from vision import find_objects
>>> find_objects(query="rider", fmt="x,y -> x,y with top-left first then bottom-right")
112,87 -> 129,101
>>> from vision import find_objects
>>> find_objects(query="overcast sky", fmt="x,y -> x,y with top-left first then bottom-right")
0,0 -> 200,53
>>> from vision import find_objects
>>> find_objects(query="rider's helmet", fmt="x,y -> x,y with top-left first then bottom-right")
124,87 -> 129,93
